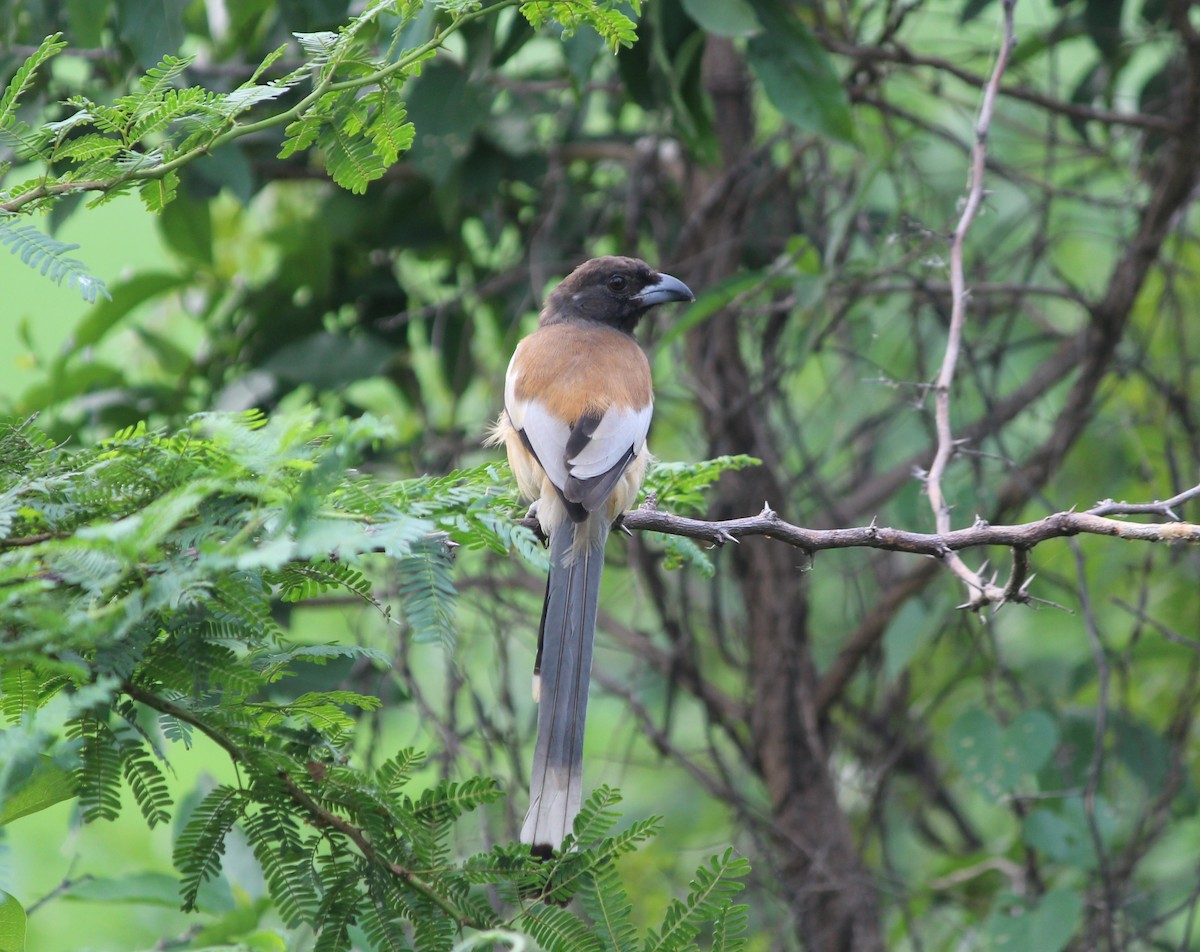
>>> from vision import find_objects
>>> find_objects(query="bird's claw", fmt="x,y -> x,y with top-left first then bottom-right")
525,501 -> 549,546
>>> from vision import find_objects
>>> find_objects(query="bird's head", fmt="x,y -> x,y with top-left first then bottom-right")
541,256 -> 694,334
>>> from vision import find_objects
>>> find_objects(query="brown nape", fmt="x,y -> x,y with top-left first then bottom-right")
512,323 -> 652,417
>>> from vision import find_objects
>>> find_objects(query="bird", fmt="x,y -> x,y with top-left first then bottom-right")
488,256 -> 693,855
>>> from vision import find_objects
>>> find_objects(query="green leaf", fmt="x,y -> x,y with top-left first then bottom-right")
68,271 -> 185,352
745,6 -> 854,143
0,891 -> 26,952
1023,797 -> 1115,869
404,60 -> 494,184
959,0 -> 997,23
680,0 -> 758,36
949,708 -> 1058,795
115,0 -> 189,67
981,889 -> 1083,952
323,118 -> 389,194
0,754 -> 77,825
261,331 -> 395,389
882,600 -> 932,679
578,862 -> 637,952
66,0 -> 112,46
160,194 -> 214,264
654,271 -> 791,347
63,871 -> 181,905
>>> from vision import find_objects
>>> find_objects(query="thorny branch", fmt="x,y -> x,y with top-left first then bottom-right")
924,0 -> 1018,610
518,485 -> 1200,613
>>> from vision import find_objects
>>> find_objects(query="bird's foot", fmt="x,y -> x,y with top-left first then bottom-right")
525,501 -> 549,546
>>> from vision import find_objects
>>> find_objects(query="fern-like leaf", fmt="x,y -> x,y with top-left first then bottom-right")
0,33 -> 68,127
710,898 -> 750,952
0,666 -> 41,722
0,220 -> 109,303
522,903 -> 604,952
139,54 -> 195,96
565,785 -> 624,848
323,116 -> 388,194
375,747 -> 425,796
579,861 -> 639,952
312,861 -> 363,952
643,849 -> 750,952
244,805 -> 320,927
71,716 -> 123,821
395,540 -> 456,646
174,784 -> 245,910
643,455 -> 760,514
121,741 -> 173,827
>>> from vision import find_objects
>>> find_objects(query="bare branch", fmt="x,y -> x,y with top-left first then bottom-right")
923,0 -> 1018,610
608,493 -> 1200,553
1089,483 -> 1200,521
824,38 -> 1175,133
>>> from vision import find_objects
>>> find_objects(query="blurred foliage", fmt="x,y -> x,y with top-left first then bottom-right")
1,0 -> 1199,950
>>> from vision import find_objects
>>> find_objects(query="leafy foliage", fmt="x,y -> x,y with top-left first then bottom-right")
0,0 -> 650,255
644,455 -> 761,515
0,410 -> 748,948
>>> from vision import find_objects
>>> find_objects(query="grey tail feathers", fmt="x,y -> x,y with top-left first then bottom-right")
521,518 -> 607,855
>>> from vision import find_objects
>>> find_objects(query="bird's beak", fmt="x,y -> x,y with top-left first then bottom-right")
634,272 -> 694,307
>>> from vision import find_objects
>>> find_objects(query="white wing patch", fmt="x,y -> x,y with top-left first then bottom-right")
512,398 -> 572,490
504,348 -> 651,499
567,405 -> 651,479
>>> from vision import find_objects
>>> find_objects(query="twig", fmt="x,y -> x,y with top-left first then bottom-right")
824,37 -> 1174,133
1089,484 -> 1200,521
924,0 -> 1019,609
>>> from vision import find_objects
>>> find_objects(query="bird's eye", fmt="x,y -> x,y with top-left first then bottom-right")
607,274 -> 628,292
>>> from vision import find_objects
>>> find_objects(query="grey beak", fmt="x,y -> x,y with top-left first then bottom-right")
634,272 -> 694,307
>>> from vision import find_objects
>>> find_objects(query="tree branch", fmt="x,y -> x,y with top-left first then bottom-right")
824,37 -> 1175,133
622,492 -> 1198,552
923,0 -> 1017,609
516,483 -> 1199,612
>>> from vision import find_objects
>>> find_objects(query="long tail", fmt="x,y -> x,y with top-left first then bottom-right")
521,518 -> 607,855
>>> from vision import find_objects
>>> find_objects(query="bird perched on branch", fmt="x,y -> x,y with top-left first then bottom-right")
489,256 -> 693,855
